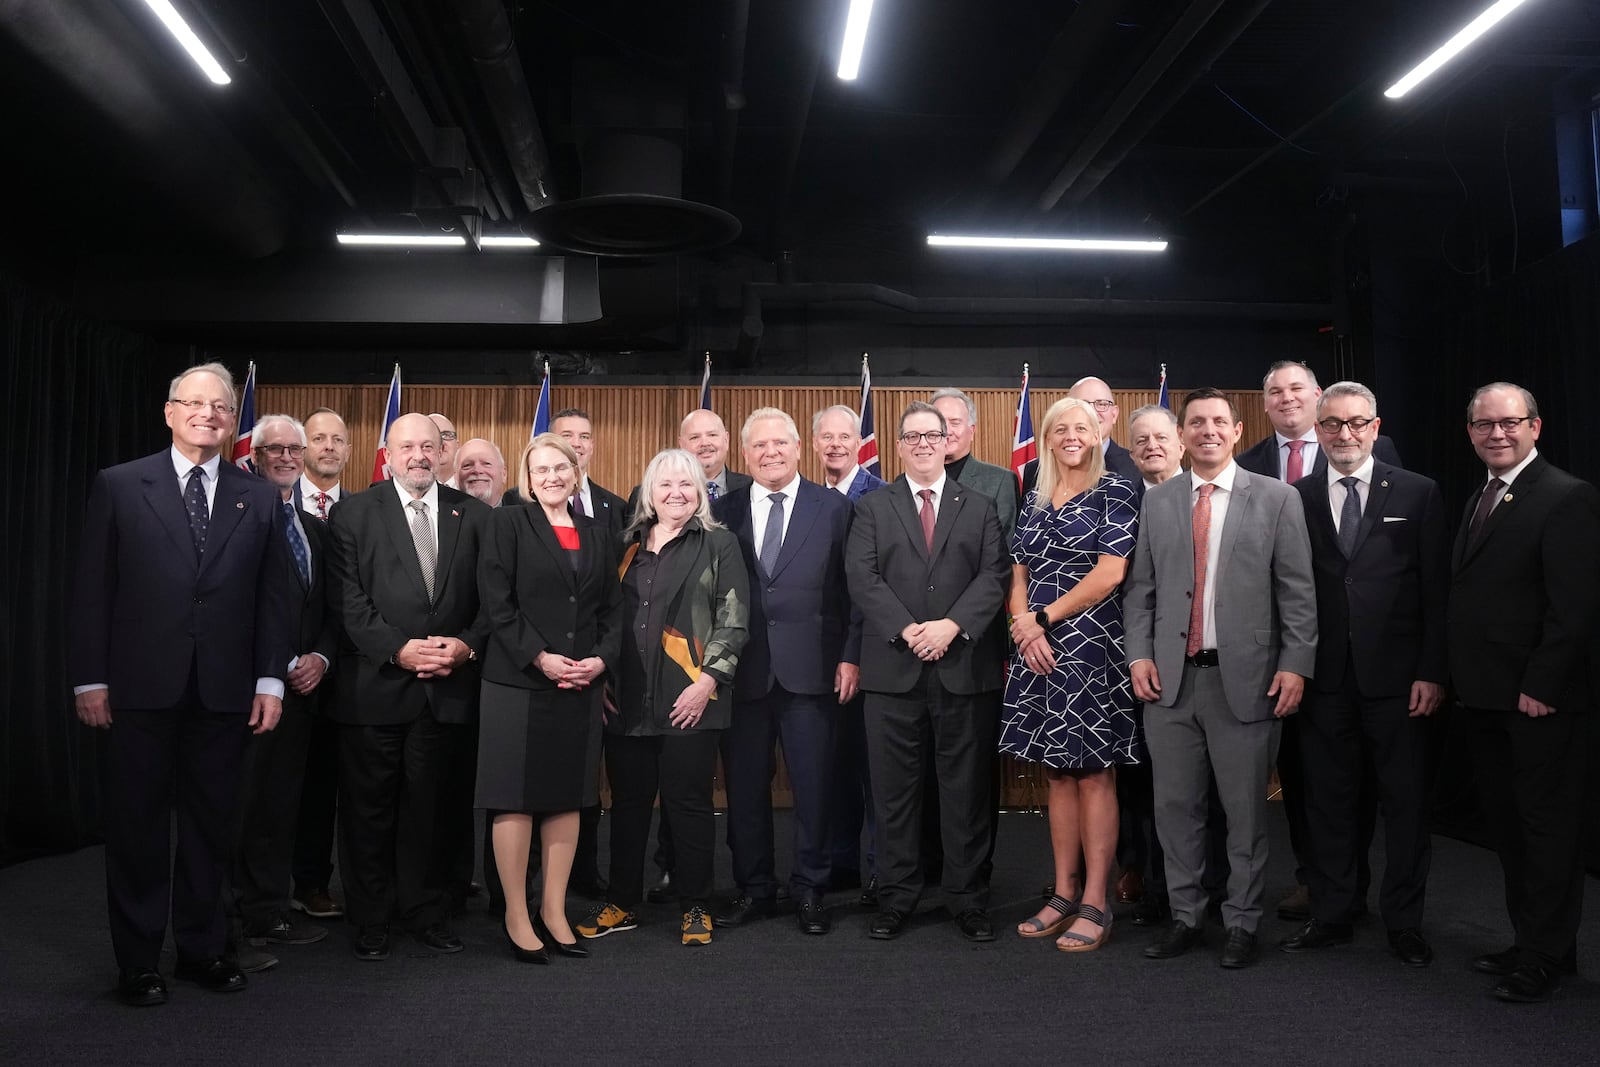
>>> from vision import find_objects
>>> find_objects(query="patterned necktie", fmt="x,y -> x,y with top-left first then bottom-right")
185,465 -> 209,556
315,491 -> 330,521
1187,483 -> 1216,656
1285,440 -> 1307,483
409,499 -> 436,602
282,499 -> 312,586
917,488 -> 936,552
1467,477 -> 1506,545
707,479 -> 720,501
1337,476 -> 1362,558
759,492 -> 787,574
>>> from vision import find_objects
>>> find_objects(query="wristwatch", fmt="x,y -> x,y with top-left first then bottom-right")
1035,609 -> 1051,629
465,645 -> 478,662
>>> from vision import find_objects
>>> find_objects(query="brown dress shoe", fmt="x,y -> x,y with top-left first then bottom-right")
1115,870 -> 1145,904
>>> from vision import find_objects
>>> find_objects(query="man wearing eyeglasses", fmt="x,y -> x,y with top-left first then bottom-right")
845,401 -> 1009,943
1279,383 -> 1447,970
1449,383 -> 1600,1003
427,413 -> 461,489
70,362 -> 294,1006
231,416 -> 339,970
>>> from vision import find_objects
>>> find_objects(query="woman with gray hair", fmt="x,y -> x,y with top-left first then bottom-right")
576,449 -> 750,947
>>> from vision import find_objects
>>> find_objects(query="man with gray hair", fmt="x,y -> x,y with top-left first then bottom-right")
1127,404 -> 1185,491
930,387 -> 1020,536
812,404 -> 886,500
455,438 -> 509,508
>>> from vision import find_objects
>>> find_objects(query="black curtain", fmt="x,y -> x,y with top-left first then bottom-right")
1,276 -> 173,866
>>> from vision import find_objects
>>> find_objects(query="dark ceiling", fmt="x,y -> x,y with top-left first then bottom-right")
3,0 -> 1599,352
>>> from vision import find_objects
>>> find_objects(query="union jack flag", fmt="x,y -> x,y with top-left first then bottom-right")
370,363 -> 401,483
231,361 -> 256,473
1011,363 -> 1037,489
1158,363 -> 1170,410
857,353 -> 880,478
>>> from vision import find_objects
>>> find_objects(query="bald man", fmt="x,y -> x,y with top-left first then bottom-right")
427,413 -> 461,489
1021,377 -> 1141,493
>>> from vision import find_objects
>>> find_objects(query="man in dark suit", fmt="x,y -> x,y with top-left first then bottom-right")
232,415 -> 339,969
1279,383 -> 1447,968
813,403 -> 886,903
326,412 -> 491,961
554,407 -> 629,540
1021,376 -> 1142,494
1235,360 -> 1400,922
1449,382 -> 1599,1003
846,401 -> 1010,942
70,362 -> 293,1007
713,408 -> 859,936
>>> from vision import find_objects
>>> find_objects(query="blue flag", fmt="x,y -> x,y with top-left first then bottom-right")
532,360 -> 552,439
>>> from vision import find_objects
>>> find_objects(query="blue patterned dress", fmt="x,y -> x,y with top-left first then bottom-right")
998,474 -> 1144,769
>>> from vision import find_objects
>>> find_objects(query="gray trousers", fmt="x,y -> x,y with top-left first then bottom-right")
1144,663 -> 1280,933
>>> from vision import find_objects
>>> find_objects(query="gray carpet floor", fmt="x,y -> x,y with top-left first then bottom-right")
1,807 -> 1595,1064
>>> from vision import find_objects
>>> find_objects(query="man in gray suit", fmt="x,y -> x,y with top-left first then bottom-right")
930,388 -> 1020,536
1125,388 -> 1317,969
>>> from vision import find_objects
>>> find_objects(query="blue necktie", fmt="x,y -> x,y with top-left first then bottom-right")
707,479 -> 720,501
282,500 -> 311,586
1337,476 -> 1362,557
185,466 -> 209,556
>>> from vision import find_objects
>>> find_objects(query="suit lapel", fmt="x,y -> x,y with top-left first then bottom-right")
526,506 -> 579,593
889,480 -> 929,559
432,495 -> 464,599
200,467 -> 250,573
769,484 -> 818,579
383,489 -> 433,603
1301,473 -> 1337,548
930,483 -> 965,562
1218,469 -> 1252,572
1350,470 -> 1391,558
1459,459 -> 1542,566
141,460 -> 200,572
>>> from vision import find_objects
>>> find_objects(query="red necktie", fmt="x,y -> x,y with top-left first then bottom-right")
917,488 -> 936,552
1285,440 -> 1306,483
1186,484 -> 1216,656
315,492 -> 330,521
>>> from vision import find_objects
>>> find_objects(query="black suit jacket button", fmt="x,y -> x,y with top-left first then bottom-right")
769,620 -> 777,627
928,585 -> 935,592
193,596 -> 202,604
569,596 -> 576,603
1344,577 -> 1354,585
566,631 -> 574,639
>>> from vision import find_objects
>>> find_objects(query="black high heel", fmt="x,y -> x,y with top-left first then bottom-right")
534,910 -> 590,958
503,922 -> 550,965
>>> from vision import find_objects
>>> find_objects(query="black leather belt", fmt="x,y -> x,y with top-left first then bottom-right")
1186,649 -> 1219,668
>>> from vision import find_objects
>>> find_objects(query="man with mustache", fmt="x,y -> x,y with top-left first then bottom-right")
456,438 -> 509,508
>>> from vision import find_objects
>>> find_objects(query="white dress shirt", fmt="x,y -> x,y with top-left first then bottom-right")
393,477 -> 441,544
298,474 -> 342,517
904,471 -> 949,520
828,464 -> 861,495
1192,462 -> 1238,649
751,474 -> 802,560
1276,430 -> 1320,481
1327,455 -> 1374,534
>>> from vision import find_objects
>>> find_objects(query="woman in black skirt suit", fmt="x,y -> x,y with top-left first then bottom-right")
477,433 -> 622,961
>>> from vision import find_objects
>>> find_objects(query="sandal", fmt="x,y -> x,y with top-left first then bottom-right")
1055,904 -> 1112,953
1018,895 -> 1079,939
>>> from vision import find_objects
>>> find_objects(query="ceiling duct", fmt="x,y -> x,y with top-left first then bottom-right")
523,61 -> 740,257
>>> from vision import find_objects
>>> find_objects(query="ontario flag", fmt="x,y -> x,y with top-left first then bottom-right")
857,353 -> 880,478
370,363 -> 402,483
1158,363 -> 1170,410
1011,363 -> 1037,489
531,359 -> 552,439
699,353 -> 713,411
231,361 -> 257,473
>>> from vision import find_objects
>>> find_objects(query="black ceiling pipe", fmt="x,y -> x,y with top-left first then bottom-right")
713,0 -> 751,209
455,0 -> 556,212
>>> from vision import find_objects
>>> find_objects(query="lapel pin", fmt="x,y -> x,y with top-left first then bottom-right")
1380,480 -> 1389,488
451,509 -> 460,517
236,501 -> 245,509
1502,493 -> 1513,503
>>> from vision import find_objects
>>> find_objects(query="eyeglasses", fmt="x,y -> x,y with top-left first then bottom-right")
255,444 -> 308,458
1468,416 -> 1534,435
1316,416 -> 1376,435
438,430 -> 459,441
1084,399 -> 1116,411
169,398 -> 236,415
529,463 -> 575,477
899,430 -> 947,445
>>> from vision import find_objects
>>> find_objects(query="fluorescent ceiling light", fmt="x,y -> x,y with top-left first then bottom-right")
139,0 -> 232,85
337,234 -> 467,247
928,235 -> 1168,252
837,0 -> 875,80
1384,0 -> 1535,99
480,235 -> 541,248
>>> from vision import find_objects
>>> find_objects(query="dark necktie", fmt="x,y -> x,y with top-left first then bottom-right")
707,478 -> 720,501
1467,477 -> 1506,545
185,465 -> 209,556
759,491 -> 787,574
1285,440 -> 1307,483
572,492 -> 587,517
1187,483 -> 1216,656
315,491 -> 330,521
1337,476 -> 1362,558
282,500 -> 312,586
917,488 -> 936,553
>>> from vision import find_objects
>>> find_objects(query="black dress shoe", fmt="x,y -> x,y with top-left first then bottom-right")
869,910 -> 907,940
646,869 -> 673,904
1472,946 -> 1520,976
1144,920 -> 1202,959
1219,926 -> 1258,969
117,968 -> 167,1007
954,908 -> 995,943
713,894 -> 778,927
859,875 -> 879,908
1494,964 -> 1559,1003
354,926 -> 391,961
502,923 -> 550,965
571,871 -> 610,901
1130,896 -> 1170,927
1388,927 -> 1433,968
797,897 -> 831,936
414,924 -> 464,954
1278,919 -> 1353,953
173,957 -> 247,993
532,911 -> 590,958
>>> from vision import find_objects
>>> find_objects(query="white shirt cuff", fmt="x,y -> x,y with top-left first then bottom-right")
256,678 -> 286,699
73,684 -> 108,696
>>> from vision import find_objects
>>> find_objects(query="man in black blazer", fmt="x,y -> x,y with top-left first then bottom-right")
1235,360 -> 1399,921
327,413 -> 492,961
846,401 -> 1010,942
713,408 -> 859,936
1449,383 -> 1600,1003
1281,383 -> 1447,968
70,362 -> 294,1006
1021,376 -> 1142,494
232,416 -> 339,965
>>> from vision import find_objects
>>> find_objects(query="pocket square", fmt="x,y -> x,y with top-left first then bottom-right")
1382,516 -> 1407,523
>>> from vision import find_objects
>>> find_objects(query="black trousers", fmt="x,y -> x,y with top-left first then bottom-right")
864,671 -> 996,916
605,731 -> 721,910
724,686 -> 836,899
436,714 -> 480,906
1466,704 -> 1587,968
103,682 -> 249,969
291,709 -> 341,895
337,710 -> 451,932
231,692 -> 314,926
1300,665 -> 1432,929
1280,714 -> 1378,895
829,690 -> 875,880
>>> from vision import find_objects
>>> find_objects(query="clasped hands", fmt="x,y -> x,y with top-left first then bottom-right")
535,650 -> 607,690
396,636 -> 471,678
1009,612 -> 1055,675
901,618 -> 960,663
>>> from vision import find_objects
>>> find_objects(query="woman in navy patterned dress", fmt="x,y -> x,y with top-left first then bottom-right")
1000,396 -> 1142,953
